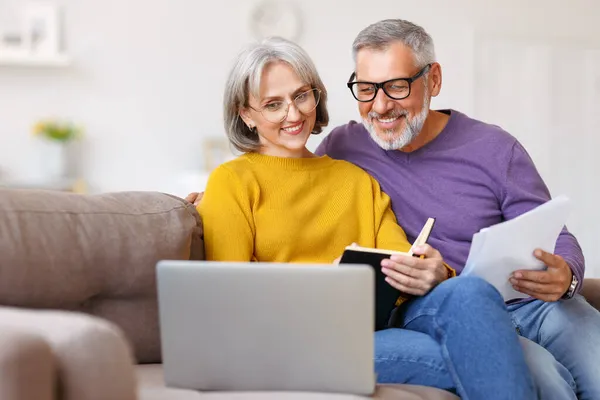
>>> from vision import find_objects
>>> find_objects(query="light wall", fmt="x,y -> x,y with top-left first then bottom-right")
1,0 -> 599,275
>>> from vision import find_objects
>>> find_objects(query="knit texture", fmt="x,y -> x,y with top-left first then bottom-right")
315,109 -> 584,287
198,152 -> 414,263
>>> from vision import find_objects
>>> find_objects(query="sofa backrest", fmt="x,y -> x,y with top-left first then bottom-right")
0,189 -> 204,363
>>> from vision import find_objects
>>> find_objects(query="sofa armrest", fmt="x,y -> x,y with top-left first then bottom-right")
0,325 -> 55,400
582,278 -> 600,311
0,306 -> 137,400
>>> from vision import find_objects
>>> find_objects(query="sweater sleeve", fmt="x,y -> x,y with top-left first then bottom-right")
502,141 -> 585,293
368,176 -> 414,253
197,165 -> 255,262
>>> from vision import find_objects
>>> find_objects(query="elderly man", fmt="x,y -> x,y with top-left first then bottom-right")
314,18 -> 600,400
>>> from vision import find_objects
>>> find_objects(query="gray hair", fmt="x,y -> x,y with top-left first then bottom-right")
223,36 -> 329,153
352,19 -> 436,69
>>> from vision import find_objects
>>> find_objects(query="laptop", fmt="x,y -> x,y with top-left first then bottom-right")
156,260 -> 375,395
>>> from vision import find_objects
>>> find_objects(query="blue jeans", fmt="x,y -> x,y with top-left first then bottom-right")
508,294 -> 600,400
376,276 -> 536,400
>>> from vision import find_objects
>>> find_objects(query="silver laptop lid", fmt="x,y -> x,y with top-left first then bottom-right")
157,261 -> 375,395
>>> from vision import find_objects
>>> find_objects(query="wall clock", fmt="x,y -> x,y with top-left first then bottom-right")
250,0 -> 303,42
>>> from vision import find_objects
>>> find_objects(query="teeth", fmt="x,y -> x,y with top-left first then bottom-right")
378,116 -> 399,123
283,124 -> 302,132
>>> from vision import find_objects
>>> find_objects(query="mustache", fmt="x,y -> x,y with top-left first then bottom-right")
367,109 -> 408,120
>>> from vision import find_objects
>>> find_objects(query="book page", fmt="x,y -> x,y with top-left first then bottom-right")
343,246 -> 410,256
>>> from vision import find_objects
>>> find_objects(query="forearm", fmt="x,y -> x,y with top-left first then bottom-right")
197,165 -> 255,262
199,206 -> 254,261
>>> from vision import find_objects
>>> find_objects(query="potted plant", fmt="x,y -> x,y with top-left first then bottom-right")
31,119 -> 83,181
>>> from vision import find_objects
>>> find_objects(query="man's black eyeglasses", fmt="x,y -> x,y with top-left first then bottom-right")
346,63 -> 432,102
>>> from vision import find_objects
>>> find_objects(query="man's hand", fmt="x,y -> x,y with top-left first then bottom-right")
509,249 -> 572,302
185,192 -> 203,206
380,244 -> 447,296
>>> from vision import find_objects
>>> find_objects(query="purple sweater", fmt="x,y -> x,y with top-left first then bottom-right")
316,109 -> 584,294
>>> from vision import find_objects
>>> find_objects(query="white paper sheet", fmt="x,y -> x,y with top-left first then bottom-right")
461,196 -> 572,302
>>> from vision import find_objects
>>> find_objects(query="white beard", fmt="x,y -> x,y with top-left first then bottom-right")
363,92 -> 430,151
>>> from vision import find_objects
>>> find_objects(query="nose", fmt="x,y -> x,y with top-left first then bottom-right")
371,88 -> 394,115
285,101 -> 302,122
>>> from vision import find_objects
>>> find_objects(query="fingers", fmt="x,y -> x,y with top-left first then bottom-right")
390,245 -> 442,269
509,277 -> 555,295
195,192 -> 205,205
381,260 -> 438,296
389,253 -> 434,270
411,244 -> 441,259
511,254 -> 571,302
512,270 -> 551,283
381,260 -> 423,279
511,286 -> 558,302
185,192 -> 199,203
378,245 -> 446,296
383,271 -> 429,296
534,248 -> 559,268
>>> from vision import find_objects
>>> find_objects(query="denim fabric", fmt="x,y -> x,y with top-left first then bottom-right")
508,294 -> 600,400
518,336 -> 576,400
375,328 -> 454,392
375,276 -> 536,400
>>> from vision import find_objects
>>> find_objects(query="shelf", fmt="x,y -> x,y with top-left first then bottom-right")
0,177 -> 82,192
0,53 -> 71,67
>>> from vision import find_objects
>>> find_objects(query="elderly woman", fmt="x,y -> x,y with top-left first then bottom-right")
201,39 -> 429,267
195,37 -> 536,399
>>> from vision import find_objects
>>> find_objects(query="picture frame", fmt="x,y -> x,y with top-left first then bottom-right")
21,2 -> 61,56
203,138 -> 234,172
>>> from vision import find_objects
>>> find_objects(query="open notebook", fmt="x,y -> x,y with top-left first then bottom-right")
339,218 -> 436,330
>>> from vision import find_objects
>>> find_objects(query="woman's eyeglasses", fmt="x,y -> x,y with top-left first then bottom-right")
249,88 -> 321,123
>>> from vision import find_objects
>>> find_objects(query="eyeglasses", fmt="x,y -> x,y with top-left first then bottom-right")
346,64 -> 432,102
248,88 -> 321,123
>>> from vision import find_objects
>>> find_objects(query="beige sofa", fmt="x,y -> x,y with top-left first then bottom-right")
0,189 -> 598,400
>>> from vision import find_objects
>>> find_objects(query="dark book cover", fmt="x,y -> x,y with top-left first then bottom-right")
340,249 -> 406,331
339,218 -> 435,331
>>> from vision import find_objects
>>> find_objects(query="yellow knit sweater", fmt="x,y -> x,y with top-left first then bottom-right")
197,153 -> 415,263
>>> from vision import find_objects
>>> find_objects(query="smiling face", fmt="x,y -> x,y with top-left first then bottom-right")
240,61 -> 317,158
355,41 -> 439,150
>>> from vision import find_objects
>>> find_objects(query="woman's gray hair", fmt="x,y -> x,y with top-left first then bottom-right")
352,19 -> 436,69
223,36 -> 329,153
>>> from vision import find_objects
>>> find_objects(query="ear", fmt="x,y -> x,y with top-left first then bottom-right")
239,108 -> 257,129
428,62 -> 443,98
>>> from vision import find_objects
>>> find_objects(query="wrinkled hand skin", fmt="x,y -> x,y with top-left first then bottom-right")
185,192 -> 203,206
380,244 -> 447,296
510,249 -> 573,302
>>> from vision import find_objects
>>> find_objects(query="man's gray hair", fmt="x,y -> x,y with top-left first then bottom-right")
352,19 -> 436,69
223,36 -> 329,153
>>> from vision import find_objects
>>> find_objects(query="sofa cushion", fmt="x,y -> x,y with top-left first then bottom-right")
136,365 -> 459,400
0,189 -> 204,363
0,306 -> 137,400
0,323 -> 55,400
582,278 -> 600,311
